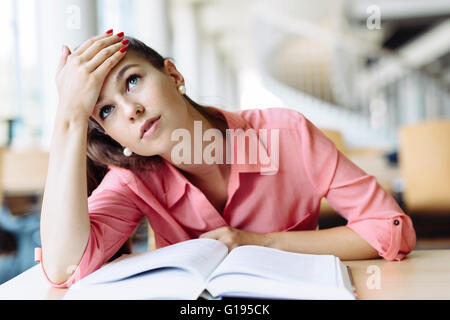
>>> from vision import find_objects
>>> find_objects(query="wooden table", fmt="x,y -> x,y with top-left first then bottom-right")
345,249 -> 450,299
0,249 -> 449,300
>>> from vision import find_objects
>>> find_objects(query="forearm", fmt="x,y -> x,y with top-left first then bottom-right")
40,108 -> 91,283
264,226 -> 380,260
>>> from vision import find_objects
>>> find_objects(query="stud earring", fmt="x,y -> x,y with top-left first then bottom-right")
178,85 -> 186,95
123,147 -> 132,157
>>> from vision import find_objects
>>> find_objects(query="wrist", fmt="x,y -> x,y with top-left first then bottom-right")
258,232 -> 279,249
55,104 -> 89,131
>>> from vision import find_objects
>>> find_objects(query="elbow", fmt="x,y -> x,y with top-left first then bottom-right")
42,261 -> 78,287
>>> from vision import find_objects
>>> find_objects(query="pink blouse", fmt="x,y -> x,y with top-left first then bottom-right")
38,106 -> 416,287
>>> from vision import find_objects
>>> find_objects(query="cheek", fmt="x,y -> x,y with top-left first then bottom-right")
146,78 -> 183,108
104,123 -> 131,147
106,132 -> 126,148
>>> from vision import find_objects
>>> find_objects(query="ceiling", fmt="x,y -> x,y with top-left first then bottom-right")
173,0 -> 450,90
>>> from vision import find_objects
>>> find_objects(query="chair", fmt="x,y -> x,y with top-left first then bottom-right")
317,128 -> 397,229
399,120 -> 450,214
148,221 -> 156,250
1,147 -> 49,197
320,129 -> 348,156
318,129 -> 346,224
0,147 -> 4,208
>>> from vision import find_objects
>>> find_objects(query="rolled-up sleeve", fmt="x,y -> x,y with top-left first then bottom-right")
325,151 -> 416,260
299,115 -> 416,261
39,170 -> 144,288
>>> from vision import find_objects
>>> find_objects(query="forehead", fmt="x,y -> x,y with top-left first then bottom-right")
106,51 -> 151,79
93,52 -> 161,116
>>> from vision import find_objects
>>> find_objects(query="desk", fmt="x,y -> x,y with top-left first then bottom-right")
0,250 -> 449,300
345,249 -> 450,299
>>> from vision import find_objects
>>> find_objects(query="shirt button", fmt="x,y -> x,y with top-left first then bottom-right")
393,219 -> 400,226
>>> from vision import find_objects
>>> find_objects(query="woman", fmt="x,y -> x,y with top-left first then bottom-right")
39,30 -> 416,287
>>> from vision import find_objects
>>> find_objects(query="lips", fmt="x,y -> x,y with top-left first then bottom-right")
140,115 -> 161,139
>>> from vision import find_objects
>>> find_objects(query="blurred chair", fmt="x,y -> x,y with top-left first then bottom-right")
399,120 -> 450,214
148,221 -> 156,251
0,147 -> 45,283
318,129 -> 346,221
1,147 -> 49,197
318,128 -> 400,229
320,129 -> 348,156
0,147 -> 4,208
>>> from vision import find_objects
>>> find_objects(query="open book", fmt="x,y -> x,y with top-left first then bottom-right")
64,239 -> 356,300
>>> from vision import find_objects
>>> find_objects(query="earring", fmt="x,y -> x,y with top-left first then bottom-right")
123,147 -> 132,157
178,85 -> 186,95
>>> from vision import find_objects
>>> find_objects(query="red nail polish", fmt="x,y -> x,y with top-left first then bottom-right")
105,29 -> 113,34
120,46 -> 127,53
116,32 -> 124,37
121,40 -> 129,45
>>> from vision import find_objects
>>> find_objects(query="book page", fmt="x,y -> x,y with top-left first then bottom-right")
206,245 -> 354,299
75,238 -> 228,287
206,273 -> 354,300
65,268 -> 206,300
207,245 -> 337,287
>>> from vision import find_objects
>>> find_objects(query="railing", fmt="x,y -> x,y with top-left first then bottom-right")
251,2 -> 450,150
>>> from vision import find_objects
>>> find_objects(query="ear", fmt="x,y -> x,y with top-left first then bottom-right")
163,59 -> 185,87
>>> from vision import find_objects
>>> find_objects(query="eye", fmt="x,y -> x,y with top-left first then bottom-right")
99,105 -> 114,120
126,74 -> 140,91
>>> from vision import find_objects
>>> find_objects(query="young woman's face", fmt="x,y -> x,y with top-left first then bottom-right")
91,51 -> 189,157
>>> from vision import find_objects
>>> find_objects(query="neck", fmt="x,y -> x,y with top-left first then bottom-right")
160,102 -> 230,183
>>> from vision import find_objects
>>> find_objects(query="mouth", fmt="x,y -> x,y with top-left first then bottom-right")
140,115 -> 161,139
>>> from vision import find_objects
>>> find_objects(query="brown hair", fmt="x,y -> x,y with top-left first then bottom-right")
86,36 -> 211,196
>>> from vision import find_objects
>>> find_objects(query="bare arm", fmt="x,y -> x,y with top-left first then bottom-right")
264,226 -> 379,260
40,111 -> 90,284
40,31 -> 128,284
200,226 -> 380,260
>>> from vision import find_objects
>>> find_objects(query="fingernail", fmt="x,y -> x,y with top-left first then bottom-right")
116,32 -> 124,37
105,29 -> 113,34
120,46 -> 127,53
121,40 -> 129,45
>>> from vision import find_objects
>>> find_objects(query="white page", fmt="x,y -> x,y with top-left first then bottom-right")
65,268 -> 206,300
73,238 -> 228,287
206,274 -> 355,300
207,245 -> 337,288
336,257 -> 356,298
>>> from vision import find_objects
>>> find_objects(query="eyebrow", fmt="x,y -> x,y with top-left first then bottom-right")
96,63 -> 140,106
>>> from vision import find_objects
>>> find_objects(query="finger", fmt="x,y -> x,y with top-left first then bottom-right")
92,47 -> 128,79
71,29 -> 114,57
199,232 -> 218,240
80,32 -> 125,63
199,227 -> 228,240
85,40 -> 128,72
56,45 -> 71,74
198,231 -> 216,239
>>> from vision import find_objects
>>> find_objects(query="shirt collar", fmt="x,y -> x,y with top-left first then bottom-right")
164,106 -> 278,208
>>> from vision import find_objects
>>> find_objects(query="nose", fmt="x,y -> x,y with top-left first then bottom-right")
122,102 -> 145,122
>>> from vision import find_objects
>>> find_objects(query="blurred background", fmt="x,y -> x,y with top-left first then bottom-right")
1,0 -> 450,284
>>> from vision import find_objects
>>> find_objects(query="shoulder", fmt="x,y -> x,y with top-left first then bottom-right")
98,166 -> 134,189
90,165 -> 143,198
237,107 -> 307,130
88,166 -> 149,210
90,164 -> 165,203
